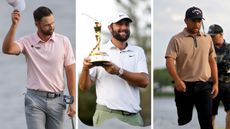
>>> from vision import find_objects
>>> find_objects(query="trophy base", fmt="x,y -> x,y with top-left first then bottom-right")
91,61 -> 109,66
89,52 -> 110,66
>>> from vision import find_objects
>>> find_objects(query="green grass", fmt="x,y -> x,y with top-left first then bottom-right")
154,92 -> 174,97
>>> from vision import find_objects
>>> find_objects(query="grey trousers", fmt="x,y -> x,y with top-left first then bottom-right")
24,90 -> 66,129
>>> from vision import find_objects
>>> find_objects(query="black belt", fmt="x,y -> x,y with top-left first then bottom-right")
184,81 -> 207,85
96,104 -> 137,116
27,89 -> 63,98
172,80 -> 207,84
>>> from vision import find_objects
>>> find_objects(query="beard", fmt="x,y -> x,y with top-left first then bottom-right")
111,28 -> 130,42
41,28 -> 54,36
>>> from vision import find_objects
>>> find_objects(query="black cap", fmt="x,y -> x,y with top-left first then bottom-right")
185,6 -> 204,20
208,24 -> 223,36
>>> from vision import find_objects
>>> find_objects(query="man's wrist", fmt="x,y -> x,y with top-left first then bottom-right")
82,66 -> 90,72
117,67 -> 124,76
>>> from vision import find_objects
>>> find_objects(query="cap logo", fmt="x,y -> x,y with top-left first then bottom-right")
192,9 -> 201,15
119,14 -> 125,17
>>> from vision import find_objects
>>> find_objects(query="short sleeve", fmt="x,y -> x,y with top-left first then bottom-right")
64,37 -> 75,66
89,67 -> 97,81
15,37 -> 26,54
165,37 -> 178,59
136,47 -> 148,74
209,38 -> 216,59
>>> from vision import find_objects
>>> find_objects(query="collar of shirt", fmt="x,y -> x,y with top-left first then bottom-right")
182,28 -> 206,37
106,40 -> 134,53
33,32 -> 56,45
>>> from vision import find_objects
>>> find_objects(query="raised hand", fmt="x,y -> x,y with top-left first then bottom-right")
11,10 -> 21,25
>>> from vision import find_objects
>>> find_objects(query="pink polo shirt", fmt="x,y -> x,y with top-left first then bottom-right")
15,32 -> 75,92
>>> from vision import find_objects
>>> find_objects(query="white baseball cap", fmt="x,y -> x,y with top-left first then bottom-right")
108,12 -> 132,26
7,0 -> 26,12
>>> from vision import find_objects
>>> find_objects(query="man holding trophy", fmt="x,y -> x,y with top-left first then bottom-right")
79,12 -> 149,126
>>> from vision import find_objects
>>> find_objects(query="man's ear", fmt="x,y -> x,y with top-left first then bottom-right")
35,21 -> 39,27
108,25 -> 112,32
184,18 -> 187,24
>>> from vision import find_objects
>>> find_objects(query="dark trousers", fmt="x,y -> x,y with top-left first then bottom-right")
212,82 -> 230,114
175,81 -> 213,129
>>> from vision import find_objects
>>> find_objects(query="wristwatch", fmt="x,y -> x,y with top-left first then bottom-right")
118,68 -> 124,76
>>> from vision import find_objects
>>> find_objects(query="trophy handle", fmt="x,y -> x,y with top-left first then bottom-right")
88,21 -> 111,66
89,22 -> 101,56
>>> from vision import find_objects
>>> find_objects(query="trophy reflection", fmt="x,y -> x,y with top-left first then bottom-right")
89,22 -> 110,66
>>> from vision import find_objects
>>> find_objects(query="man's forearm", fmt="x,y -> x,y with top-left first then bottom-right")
209,57 -> 218,85
119,70 -> 149,88
79,69 -> 92,91
166,57 -> 181,82
66,64 -> 76,98
2,24 -> 17,54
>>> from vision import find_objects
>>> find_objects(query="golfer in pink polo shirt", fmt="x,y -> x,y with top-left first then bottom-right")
2,6 -> 75,129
